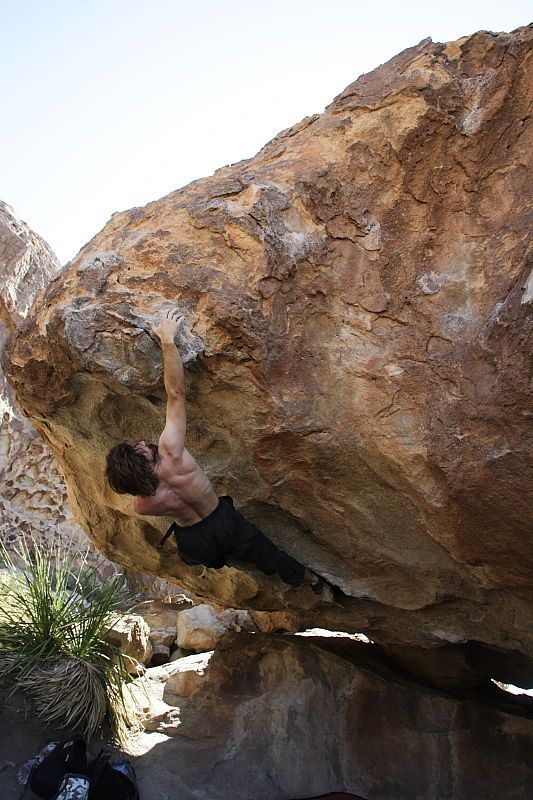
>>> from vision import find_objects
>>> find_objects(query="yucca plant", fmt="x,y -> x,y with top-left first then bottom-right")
0,539 -> 139,741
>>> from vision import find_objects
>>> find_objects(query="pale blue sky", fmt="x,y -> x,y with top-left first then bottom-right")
1,0 -> 530,263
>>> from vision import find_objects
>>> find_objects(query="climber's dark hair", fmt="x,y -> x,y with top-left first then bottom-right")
105,442 -> 159,496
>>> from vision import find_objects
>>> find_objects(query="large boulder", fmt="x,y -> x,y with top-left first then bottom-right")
131,633 -> 533,800
2,28 -> 533,675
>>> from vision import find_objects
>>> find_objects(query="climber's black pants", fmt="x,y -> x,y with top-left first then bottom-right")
169,496 -> 306,587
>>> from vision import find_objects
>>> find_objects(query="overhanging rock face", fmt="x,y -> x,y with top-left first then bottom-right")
3,28 -> 533,667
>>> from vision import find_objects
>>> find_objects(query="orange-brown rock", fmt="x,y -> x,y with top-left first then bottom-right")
3,29 -> 533,671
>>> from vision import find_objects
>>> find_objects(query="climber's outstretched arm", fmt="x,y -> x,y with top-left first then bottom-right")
150,310 -> 187,459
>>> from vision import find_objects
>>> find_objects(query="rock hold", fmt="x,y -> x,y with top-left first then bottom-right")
61,297 -> 204,392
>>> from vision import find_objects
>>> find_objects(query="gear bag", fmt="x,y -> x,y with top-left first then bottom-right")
87,749 -> 140,800
18,737 -> 139,800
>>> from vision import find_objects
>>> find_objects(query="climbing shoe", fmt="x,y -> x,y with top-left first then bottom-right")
311,575 -> 327,595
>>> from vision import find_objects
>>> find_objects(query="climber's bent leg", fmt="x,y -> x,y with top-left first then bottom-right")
169,496 -> 306,586
224,499 -> 306,587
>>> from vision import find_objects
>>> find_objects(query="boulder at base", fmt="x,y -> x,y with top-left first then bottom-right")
130,634 -> 533,800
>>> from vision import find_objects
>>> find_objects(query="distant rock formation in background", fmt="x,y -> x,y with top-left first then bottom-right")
0,200 -> 60,330
0,200 -> 92,558
2,25 -> 533,695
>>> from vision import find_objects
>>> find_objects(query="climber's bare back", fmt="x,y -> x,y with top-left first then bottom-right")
133,442 -> 218,525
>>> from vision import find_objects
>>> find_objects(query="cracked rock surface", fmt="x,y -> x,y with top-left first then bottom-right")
3,28 -> 533,678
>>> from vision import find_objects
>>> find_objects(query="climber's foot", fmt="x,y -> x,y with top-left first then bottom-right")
306,571 -> 335,604
310,575 -> 326,595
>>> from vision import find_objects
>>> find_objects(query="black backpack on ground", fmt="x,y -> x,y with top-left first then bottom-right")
87,749 -> 140,800
19,737 -> 139,800
23,736 -> 88,800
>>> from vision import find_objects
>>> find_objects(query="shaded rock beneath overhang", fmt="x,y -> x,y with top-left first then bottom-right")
382,640 -> 533,691
128,633 -> 533,800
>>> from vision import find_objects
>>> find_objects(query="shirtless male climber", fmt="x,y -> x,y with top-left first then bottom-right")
105,308 -> 331,599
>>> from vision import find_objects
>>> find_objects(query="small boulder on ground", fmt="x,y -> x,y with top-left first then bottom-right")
149,627 -> 177,649
107,613 -> 153,672
177,604 -> 227,652
164,652 -> 213,701
176,603 -> 301,652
